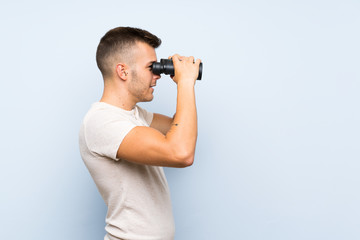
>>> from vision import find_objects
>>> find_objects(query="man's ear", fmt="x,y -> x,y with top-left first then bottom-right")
115,63 -> 129,80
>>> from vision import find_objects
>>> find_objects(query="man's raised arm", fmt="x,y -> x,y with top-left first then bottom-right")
116,54 -> 200,168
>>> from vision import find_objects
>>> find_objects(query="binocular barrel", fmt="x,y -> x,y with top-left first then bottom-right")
152,59 -> 203,80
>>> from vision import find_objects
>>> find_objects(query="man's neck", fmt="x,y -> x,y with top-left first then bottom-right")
100,85 -> 137,111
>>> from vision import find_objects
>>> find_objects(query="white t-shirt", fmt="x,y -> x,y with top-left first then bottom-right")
79,102 -> 175,240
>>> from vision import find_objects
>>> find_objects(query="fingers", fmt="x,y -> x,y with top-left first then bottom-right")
170,54 -> 200,63
171,54 -> 181,63
188,56 -> 195,63
195,58 -> 201,66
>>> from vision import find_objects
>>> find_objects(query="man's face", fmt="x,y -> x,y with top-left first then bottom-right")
127,41 -> 161,103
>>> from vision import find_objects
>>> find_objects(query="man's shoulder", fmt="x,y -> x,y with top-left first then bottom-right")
87,102 -> 132,117
82,102 -> 134,129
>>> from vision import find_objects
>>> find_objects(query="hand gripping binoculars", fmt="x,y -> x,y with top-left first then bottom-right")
152,59 -> 203,80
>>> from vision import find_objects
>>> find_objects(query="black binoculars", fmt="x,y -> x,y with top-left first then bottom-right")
152,59 -> 203,80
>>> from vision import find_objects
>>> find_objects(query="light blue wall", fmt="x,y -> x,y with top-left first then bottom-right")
1,1 -> 359,239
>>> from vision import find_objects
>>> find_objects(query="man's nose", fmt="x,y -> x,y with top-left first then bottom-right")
154,73 -> 161,80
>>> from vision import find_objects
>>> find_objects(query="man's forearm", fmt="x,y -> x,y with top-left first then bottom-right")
165,81 -> 197,161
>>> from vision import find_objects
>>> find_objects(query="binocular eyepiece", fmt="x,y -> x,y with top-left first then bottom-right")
152,59 -> 203,80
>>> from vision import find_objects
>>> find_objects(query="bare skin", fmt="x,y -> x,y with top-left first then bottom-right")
100,41 -> 201,168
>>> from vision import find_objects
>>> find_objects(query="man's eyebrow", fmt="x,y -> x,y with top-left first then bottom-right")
147,60 -> 156,65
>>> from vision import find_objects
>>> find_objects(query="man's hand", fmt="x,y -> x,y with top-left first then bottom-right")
169,54 -> 201,86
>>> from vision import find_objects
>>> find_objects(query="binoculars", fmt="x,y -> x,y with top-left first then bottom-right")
152,59 -> 203,80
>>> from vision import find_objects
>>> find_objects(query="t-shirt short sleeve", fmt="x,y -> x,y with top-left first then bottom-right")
84,111 -> 136,160
137,105 -> 154,126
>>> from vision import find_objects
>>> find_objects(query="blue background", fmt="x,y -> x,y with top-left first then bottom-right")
1,0 -> 359,239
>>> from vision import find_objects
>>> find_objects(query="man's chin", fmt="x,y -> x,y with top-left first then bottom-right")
142,95 -> 154,102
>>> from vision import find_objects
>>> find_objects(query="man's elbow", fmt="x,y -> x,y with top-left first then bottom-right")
174,150 -> 195,168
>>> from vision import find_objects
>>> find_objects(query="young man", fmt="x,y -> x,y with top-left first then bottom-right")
79,27 -> 201,240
